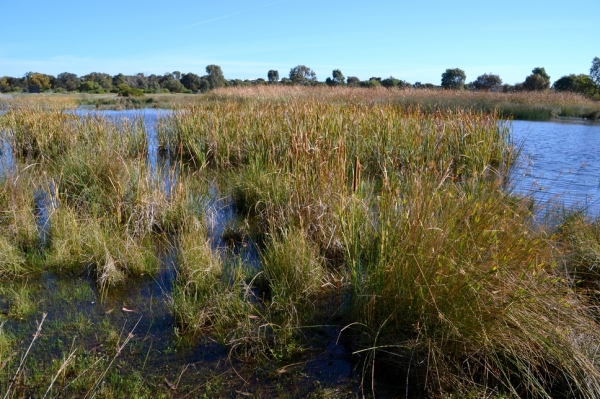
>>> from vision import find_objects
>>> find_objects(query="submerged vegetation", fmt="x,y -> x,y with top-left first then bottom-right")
1,91 -> 600,397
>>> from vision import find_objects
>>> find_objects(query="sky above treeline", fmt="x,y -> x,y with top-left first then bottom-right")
1,0 -> 598,85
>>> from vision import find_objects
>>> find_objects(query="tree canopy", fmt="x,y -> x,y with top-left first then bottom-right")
523,74 -> 549,91
346,76 -> 360,87
590,57 -> 600,87
5,61 -> 600,98
326,69 -> 345,86
472,73 -> 502,91
381,76 -> 410,89
532,67 -> 550,81
267,70 -> 279,83
441,68 -> 466,90
289,65 -> 317,85
206,65 -> 227,89
522,67 -> 550,91
180,72 -> 204,92
55,72 -> 80,91
553,74 -> 597,97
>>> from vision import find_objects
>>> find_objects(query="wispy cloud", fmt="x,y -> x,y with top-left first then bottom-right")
178,0 -> 287,30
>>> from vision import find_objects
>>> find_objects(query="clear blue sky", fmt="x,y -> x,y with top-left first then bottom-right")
1,0 -> 598,85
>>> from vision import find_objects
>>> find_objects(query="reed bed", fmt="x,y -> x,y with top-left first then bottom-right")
0,104 -> 183,292
0,165 -> 40,278
164,95 -> 600,397
1,95 -> 600,397
555,211 -> 600,292
211,85 -> 600,120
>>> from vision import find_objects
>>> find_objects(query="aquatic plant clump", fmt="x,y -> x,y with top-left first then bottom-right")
164,94 -> 600,397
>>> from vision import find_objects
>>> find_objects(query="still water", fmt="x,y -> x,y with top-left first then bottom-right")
509,119 -> 600,215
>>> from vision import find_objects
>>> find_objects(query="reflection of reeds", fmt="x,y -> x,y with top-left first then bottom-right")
0,103 -> 176,292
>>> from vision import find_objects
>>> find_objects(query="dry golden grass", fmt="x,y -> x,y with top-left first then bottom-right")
210,85 -> 600,120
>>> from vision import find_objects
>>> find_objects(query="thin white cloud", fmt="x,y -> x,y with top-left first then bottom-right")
179,0 -> 288,30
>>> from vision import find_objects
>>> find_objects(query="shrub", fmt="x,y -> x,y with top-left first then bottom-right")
117,84 -> 145,97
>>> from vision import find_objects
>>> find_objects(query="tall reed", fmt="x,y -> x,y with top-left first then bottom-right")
168,93 -> 600,396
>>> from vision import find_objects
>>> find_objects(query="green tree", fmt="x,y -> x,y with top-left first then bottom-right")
133,73 -> 149,91
361,77 -> 382,88
523,67 -> 550,91
590,57 -> 600,87
117,84 -> 144,97
523,74 -> 549,91
206,65 -> 227,89
55,72 -> 80,91
112,73 -> 127,87
441,68 -> 466,90
25,72 -> 51,90
81,72 -> 112,91
0,77 -> 12,93
532,67 -> 550,81
553,74 -> 596,97
346,76 -> 360,87
180,72 -> 203,92
78,81 -> 104,93
381,76 -> 410,89
472,73 -> 502,91
163,79 -> 185,93
267,70 -> 279,83
0,76 -> 24,92
413,82 -> 436,89
326,69 -> 345,86
289,65 -> 317,85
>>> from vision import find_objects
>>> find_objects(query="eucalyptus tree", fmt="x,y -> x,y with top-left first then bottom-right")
590,57 -> 600,88
441,68 -> 466,90
289,65 -> 317,85
0,76 -> 24,92
81,72 -> 112,91
553,74 -> 596,97
267,70 -> 279,83
472,73 -> 502,91
206,65 -> 227,89
326,69 -> 345,86
181,72 -> 203,92
24,72 -> 52,91
112,73 -> 127,87
381,76 -> 410,88
55,72 -> 80,91
522,67 -> 550,91
346,76 -> 360,87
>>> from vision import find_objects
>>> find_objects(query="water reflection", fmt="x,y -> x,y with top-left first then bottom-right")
509,120 -> 600,215
0,135 -> 15,177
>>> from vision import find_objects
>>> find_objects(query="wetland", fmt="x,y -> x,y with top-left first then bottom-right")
1,89 -> 600,398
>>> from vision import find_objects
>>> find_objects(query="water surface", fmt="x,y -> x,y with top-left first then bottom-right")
509,119 -> 600,215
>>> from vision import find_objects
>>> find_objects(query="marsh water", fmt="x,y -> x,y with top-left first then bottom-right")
509,119 -> 600,216
1,110 -> 599,396
0,109 -> 354,397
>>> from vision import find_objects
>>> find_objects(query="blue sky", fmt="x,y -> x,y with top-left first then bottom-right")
1,0 -> 598,85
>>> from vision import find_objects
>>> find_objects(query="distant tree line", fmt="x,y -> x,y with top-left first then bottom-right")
1,58 -> 599,100
0,65 -> 228,96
